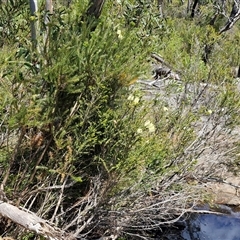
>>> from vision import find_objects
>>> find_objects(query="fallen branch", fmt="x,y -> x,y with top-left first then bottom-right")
151,53 -> 181,81
219,0 -> 240,34
0,201 -> 76,240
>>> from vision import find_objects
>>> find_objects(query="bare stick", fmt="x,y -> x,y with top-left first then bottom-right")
151,53 -> 181,74
219,0 -> 240,34
0,201 -> 76,240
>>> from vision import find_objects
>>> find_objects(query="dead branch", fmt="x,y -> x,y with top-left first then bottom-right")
151,53 -> 173,69
151,53 -> 181,81
0,201 -> 75,240
219,0 -> 240,34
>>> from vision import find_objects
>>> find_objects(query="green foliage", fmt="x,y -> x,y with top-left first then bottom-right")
0,0 -> 155,202
1,0 -> 240,238
0,0 -> 29,46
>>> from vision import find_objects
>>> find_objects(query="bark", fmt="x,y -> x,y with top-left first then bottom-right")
80,0 -> 106,32
44,0 -> 53,53
187,0 -> 191,13
157,0 -> 164,17
86,0 -> 106,19
29,0 -> 38,49
0,201 -> 76,240
219,0 -> 240,34
190,0 -> 199,18
46,0 -> 53,14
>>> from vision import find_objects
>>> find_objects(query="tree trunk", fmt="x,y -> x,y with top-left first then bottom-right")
86,0 -> 106,18
29,0 -> 38,50
157,0 -> 164,17
80,0 -> 106,32
191,0 -> 199,17
44,0 -> 53,53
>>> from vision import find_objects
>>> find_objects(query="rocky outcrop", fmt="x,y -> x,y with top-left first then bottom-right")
135,61 -> 240,207
207,177 -> 240,206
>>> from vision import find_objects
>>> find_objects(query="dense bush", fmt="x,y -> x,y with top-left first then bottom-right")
1,0 -> 240,239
